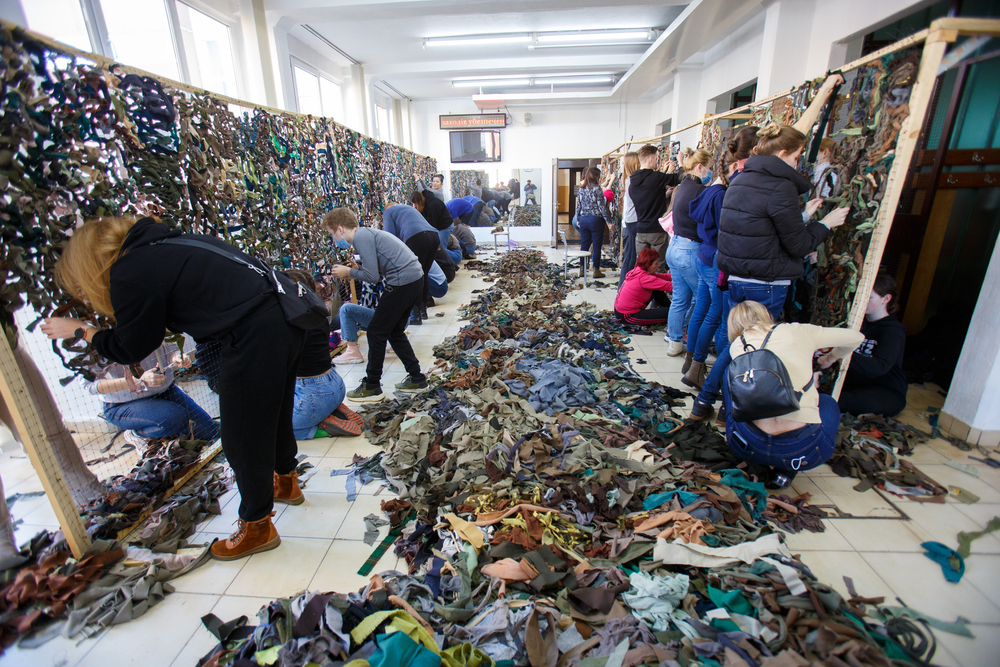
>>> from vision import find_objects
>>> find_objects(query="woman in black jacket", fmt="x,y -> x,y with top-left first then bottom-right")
41,217 -> 307,561
690,123 -> 847,420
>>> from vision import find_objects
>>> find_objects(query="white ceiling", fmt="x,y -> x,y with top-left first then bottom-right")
271,0 -> 690,100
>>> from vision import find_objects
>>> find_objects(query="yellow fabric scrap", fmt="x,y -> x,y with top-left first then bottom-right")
254,646 -> 281,665
444,513 -> 485,553
349,610 -> 437,651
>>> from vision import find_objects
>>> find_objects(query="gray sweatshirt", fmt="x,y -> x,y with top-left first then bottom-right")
348,227 -> 424,286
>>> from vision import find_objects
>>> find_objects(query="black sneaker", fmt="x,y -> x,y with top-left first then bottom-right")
766,470 -> 797,490
407,314 -> 422,326
346,383 -> 384,402
715,403 -> 728,427
394,375 -> 428,393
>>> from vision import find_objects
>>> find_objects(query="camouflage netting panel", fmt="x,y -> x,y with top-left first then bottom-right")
448,170 -> 486,199
697,49 -> 921,329
0,26 -> 435,331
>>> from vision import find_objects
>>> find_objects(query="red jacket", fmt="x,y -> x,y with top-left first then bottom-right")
614,267 -> 672,314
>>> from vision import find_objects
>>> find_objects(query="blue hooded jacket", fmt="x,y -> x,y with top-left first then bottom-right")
689,184 -> 726,268
381,204 -> 437,242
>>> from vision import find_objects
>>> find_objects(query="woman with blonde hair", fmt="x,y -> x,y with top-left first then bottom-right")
722,300 -> 863,488
41,216 -> 309,561
663,148 -> 712,358
617,151 -> 641,289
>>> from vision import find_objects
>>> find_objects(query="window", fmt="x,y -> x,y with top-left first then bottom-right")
293,65 -> 322,116
319,76 -> 344,121
22,0 -> 93,52
101,0 -> 180,80
375,103 -> 391,142
176,3 -> 239,97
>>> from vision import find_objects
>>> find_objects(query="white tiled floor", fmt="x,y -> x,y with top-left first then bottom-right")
2,246 -> 998,666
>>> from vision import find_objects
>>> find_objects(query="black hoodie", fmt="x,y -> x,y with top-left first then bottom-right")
629,169 -> 683,234
716,155 -> 829,282
844,314 -> 908,399
419,189 -> 454,231
91,218 -> 274,365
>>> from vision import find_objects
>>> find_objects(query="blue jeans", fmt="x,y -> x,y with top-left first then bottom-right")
292,370 -> 346,440
618,222 -> 637,290
429,277 -> 448,298
686,254 -> 724,363
666,236 -> 700,343
724,382 -> 839,473
697,280 -> 790,405
446,248 -> 462,265
437,224 -> 453,251
340,302 -> 375,343
103,384 -> 219,440
578,215 -> 605,270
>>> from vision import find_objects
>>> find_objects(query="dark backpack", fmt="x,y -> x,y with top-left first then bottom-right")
726,324 -> 813,422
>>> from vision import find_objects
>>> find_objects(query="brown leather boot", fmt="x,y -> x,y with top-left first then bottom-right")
274,471 -> 304,505
681,350 -> 694,374
211,513 -> 280,561
681,361 -> 705,390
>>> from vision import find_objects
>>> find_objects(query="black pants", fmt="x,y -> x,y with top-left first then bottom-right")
365,277 -> 424,388
838,385 -> 907,418
406,230 -> 439,312
217,300 -> 304,522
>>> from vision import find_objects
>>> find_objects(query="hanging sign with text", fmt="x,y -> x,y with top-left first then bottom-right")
439,114 -> 507,129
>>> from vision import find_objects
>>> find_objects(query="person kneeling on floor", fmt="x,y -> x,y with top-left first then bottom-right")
614,248 -> 672,327
325,207 -> 428,402
838,273 -> 908,418
722,301 -> 863,489
284,270 -> 361,445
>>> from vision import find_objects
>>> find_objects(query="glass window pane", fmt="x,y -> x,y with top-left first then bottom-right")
101,0 -> 179,80
319,77 -> 343,121
294,66 -> 322,116
176,3 -> 239,97
376,104 -> 390,142
22,0 -> 93,52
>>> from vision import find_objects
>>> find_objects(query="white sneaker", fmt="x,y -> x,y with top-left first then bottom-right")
663,331 -> 670,342
122,430 -> 151,448
666,340 -> 686,357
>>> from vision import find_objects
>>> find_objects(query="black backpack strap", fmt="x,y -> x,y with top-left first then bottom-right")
154,237 -> 267,275
760,325 -> 778,349
760,324 -> 815,397
739,334 -> 756,352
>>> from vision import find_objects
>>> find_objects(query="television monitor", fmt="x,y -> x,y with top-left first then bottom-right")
449,130 -> 501,163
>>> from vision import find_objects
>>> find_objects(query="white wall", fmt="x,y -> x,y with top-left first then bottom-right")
410,98 -> 652,245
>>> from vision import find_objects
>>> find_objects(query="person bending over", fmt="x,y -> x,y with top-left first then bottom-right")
87,342 -> 219,447
381,203 -> 440,326
839,273 -> 908,417
43,216 -> 309,561
453,219 -> 478,255
722,301 -> 863,488
410,189 -> 453,240
284,270 -> 357,443
326,208 -> 428,402
614,249 -> 673,326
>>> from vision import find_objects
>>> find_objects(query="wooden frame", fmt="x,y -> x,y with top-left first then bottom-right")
602,18 -> 1000,399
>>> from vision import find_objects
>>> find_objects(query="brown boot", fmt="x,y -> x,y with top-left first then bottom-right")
211,513 -> 280,561
681,361 -> 705,390
274,471 -> 304,505
681,350 -> 694,374
592,268 -> 605,279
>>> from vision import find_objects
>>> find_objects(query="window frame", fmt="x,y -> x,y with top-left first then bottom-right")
290,56 -> 345,119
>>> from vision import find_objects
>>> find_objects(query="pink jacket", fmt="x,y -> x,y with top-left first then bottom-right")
614,267 -> 673,314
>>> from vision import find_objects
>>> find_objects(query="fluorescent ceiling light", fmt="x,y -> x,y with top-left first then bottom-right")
453,79 -> 531,88
535,76 -> 613,84
536,30 -> 649,43
452,74 -> 536,81
453,71 -> 619,81
425,35 -> 531,46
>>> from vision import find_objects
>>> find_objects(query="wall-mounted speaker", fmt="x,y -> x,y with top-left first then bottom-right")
524,112 -> 532,126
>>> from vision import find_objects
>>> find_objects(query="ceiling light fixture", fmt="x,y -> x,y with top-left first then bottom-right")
425,28 -> 655,49
425,34 -> 532,47
535,30 -> 649,43
533,76 -> 613,84
452,79 -> 531,88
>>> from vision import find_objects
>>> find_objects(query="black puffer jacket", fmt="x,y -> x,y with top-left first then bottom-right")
716,155 -> 829,281
419,189 -> 454,231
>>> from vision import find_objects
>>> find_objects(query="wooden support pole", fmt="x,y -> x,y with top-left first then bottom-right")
0,338 -> 90,558
832,32 -> 952,399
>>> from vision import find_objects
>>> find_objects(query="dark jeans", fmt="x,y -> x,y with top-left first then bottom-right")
365,278 -> 424,388
697,280 -> 789,406
724,382 -> 839,473
103,384 -> 219,440
217,299 -> 304,522
839,385 -> 907,418
578,215 -> 605,270
406,230 -> 440,312
618,222 -> 637,290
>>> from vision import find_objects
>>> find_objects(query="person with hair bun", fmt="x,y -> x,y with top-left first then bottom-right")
837,274 -> 908,417
613,248 -> 673,326
691,116 -> 849,421
663,149 -> 712,358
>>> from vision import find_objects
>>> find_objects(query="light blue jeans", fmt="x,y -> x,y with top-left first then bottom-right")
292,369 -> 346,440
437,224 -> 453,251
340,302 -> 375,343
666,236 -> 701,343
686,254 -> 724,363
